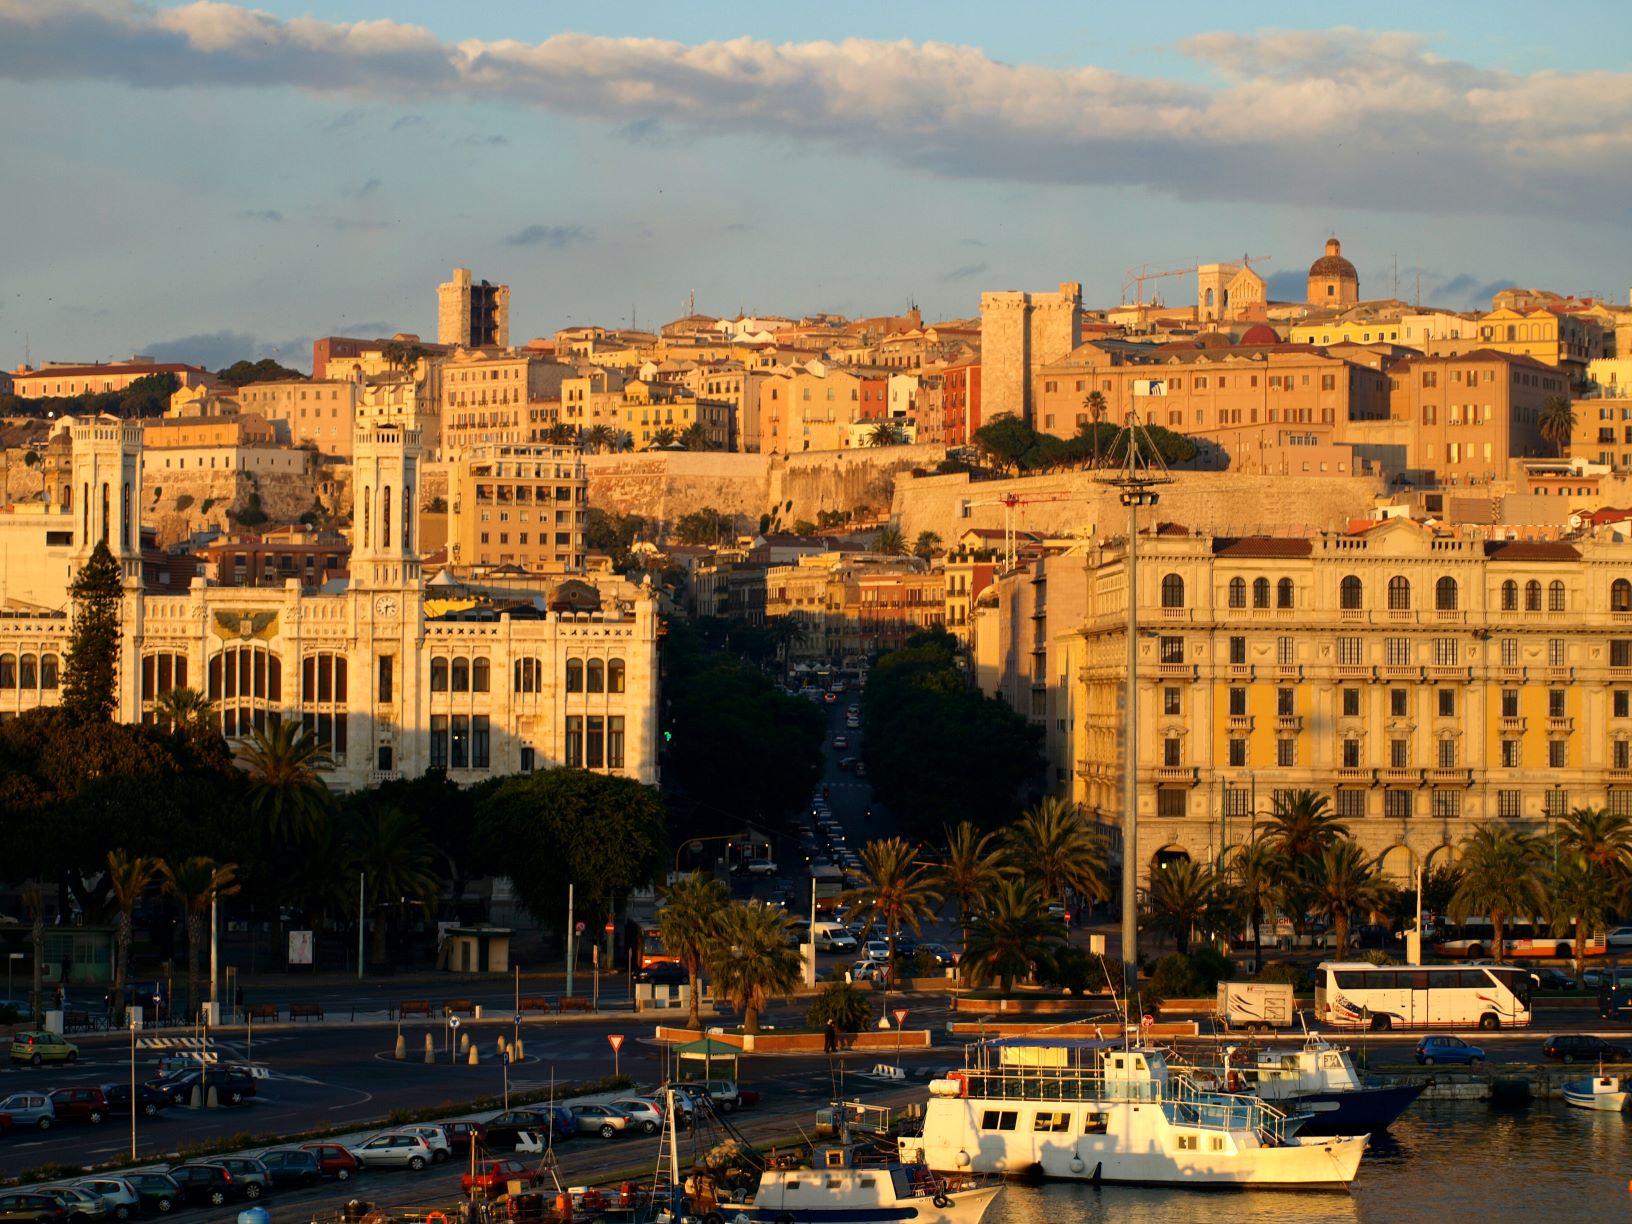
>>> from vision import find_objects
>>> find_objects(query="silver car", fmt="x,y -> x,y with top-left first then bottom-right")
346,1133 -> 432,1171
389,1124 -> 452,1162
567,1103 -> 633,1139
0,1092 -> 55,1130
40,1187 -> 107,1224
608,1097 -> 664,1135
72,1179 -> 141,1222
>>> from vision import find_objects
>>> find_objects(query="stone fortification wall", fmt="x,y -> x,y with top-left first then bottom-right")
144,467 -> 332,547
1,448 -> 45,507
893,469 -> 1388,541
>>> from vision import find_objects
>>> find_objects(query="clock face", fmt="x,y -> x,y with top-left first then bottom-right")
374,595 -> 399,618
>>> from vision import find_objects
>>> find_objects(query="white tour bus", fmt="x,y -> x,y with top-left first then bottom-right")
1315,961 -> 1533,1031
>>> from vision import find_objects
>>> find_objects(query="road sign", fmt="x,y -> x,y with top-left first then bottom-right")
1141,1014 -> 1153,1029
607,1034 -> 625,1053
892,1008 -> 908,1028
604,921 -> 615,933
449,1016 -> 461,1029
575,921 -> 586,935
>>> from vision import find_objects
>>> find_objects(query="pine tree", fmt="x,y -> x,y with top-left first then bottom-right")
62,541 -> 123,723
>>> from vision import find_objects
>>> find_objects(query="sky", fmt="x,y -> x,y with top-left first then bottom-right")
1,1 -> 1629,374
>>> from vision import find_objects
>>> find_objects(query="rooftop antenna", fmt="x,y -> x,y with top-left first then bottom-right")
1096,412 -> 1174,1003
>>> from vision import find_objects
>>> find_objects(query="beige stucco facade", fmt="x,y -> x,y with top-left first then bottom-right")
446,444 -> 587,571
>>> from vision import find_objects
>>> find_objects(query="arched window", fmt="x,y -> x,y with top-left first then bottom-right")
1435,576 -> 1459,611
0,654 -> 14,688
18,654 -> 36,688
1548,580 -> 1566,612
430,657 -> 448,691
1387,575 -> 1411,610
1525,580 -> 1542,611
299,652 -> 348,759
472,658 -> 490,692
1276,577 -> 1294,609
1501,580 -> 1518,611
1160,573 -> 1185,608
139,653 -> 188,715
586,659 -> 605,693
608,658 -> 625,694
1252,577 -> 1271,609
451,658 -> 470,692
207,645 -> 282,738
1228,577 -> 1246,608
1339,575 -> 1363,610
1614,579 -> 1632,612
381,485 -> 392,550
514,657 -> 542,694
566,659 -> 584,692
40,654 -> 58,689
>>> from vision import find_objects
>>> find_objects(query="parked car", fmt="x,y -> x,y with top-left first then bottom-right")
832,735 -> 849,749
299,1143 -> 358,1181
257,1149 -> 322,1189
461,1158 -> 542,1198
68,1182 -> 138,1224
743,859 -> 778,877
389,1125 -> 452,1162
0,1193 -> 69,1223
861,941 -> 890,964
122,1175 -> 182,1215
483,1108 -> 573,1149
916,942 -> 954,968
608,1097 -> 664,1135
36,1189 -> 105,1224
9,1032 -> 78,1068
1583,965 -> 1632,991
147,1066 -> 257,1106
1415,1035 -> 1485,1065
568,1103 -> 633,1139
633,962 -> 689,987
346,1133 -> 433,1171
98,1082 -> 170,1118
671,1079 -> 740,1112
201,1158 -> 270,1199
433,1119 -> 485,1153
1605,927 -> 1632,949
1542,1033 -> 1632,1063
48,1089 -> 108,1125
164,1165 -> 240,1209
1530,968 -> 1577,992
0,1094 -> 54,1130
810,922 -> 857,953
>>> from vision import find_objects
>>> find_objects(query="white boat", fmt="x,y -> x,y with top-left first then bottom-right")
1562,1074 -> 1630,1112
900,1038 -> 1368,1190
1228,1035 -> 1426,1135
718,1102 -> 1001,1224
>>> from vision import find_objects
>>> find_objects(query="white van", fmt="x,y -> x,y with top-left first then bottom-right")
810,922 -> 858,953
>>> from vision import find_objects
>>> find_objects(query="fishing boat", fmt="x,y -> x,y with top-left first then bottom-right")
1562,1073 -> 1630,1112
900,1037 -> 1368,1190
1228,1034 -> 1426,1135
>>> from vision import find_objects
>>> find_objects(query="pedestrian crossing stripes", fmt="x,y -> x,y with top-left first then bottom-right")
135,1036 -> 215,1049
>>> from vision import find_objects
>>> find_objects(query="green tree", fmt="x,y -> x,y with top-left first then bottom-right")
347,804 -> 441,965
1145,859 -> 1215,955
972,413 -> 1034,472
1307,840 -> 1392,955
1448,825 -> 1544,962
765,615 -> 810,665
840,838 -> 942,984
381,339 -> 427,373
1538,395 -> 1576,457
158,856 -> 239,1019
1553,805 -> 1632,973
659,872 -> 730,1030
706,901 -> 802,1033
236,720 -> 334,845
674,507 -> 729,546
1007,796 -> 1112,911
912,531 -> 942,562
961,879 -> 1066,992
649,427 -> 677,449
106,850 -> 163,1024
805,981 -> 873,1033
153,686 -> 213,733
62,541 -> 123,723
679,422 -> 714,451
1262,790 -> 1349,863
1229,838 -> 1286,974
867,422 -> 906,447
217,358 -> 303,387
1546,860 -> 1619,979
585,424 -> 616,452
935,821 -> 1011,952
873,526 -> 907,555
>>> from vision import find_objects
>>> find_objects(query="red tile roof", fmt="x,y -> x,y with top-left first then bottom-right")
1212,537 -> 1314,558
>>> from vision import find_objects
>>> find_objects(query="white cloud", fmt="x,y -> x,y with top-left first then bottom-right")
1,5 -> 1628,218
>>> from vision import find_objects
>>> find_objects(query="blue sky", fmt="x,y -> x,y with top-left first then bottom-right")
1,1 -> 1627,373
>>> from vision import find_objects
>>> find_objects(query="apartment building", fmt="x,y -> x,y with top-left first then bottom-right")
440,351 -> 573,453
237,380 -> 360,458
446,445 -> 586,571
757,365 -> 865,455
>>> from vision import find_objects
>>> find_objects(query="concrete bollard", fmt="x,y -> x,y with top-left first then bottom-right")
496,1036 -> 508,1059
459,1032 -> 470,1053
394,1033 -> 407,1060
424,1033 -> 435,1064
205,1086 -> 220,1109
189,1085 -> 203,1109
474,1005 -> 483,1019
514,1037 -> 524,1061
467,1043 -> 479,1065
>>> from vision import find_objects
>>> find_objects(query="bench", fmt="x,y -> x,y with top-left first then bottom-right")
244,1003 -> 279,1022
443,998 -> 477,1017
556,996 -> 592,1013
397,1000 -> 433,1019
288,1002 -> 324,1021
62,1010 -> 92,1033
517,996 -> 553,1015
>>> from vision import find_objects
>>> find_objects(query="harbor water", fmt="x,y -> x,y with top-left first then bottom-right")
982,1099 -> 1631,1223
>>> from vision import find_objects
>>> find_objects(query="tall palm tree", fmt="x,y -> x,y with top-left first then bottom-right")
867,422 -> 905,447
153,686 -> 213,732
1546,860 -> 1620,979
679,422 -> 713,451
934,821 -> 1010,955
840,838 -> 943,981
912,531 -> 942,562
659,872 -> 730,1030
1006,796 -> 1112,912
649,427 -> 677,449
1083,390 -> 1109,469
237,719 -> 334,846
1538,394 -> 1576,457
158,857 -> 239,1020
1553,806 -> 1632,973
545,423 -> 576,446
347,805 -> 441,966
873,526 -> 907,556
585,424 -> 615,453
1229,838 -> 1286,973
1262,790 -> 1350,863
1307,840 -> 1392,955
705,901 -> 802,1033
766,615 -> 810,666
107,850 -> 163,1024
1145,859 -> 1215,955
1558,806 -> 1632,878
962,879 -> 1065,993
1448,825 -> 1544,963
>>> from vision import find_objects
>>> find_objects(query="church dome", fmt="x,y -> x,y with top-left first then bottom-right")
1308,237 -> 1357,281
1193,330 -> 1234,349
1238,323 -> 1280,345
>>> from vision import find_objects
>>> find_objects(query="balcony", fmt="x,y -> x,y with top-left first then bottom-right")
1427,665 -> 1471,683
1547,666 -> 1574,682
1496,665 -> 1526,681
1226,714 -> 1254,733
1336,664 -> 1372,680
1336,767 -> 1377,785
1339,608 -> 1367,622
1153,765 -> 1199,786
1432,609 -> 1466,624
1548,716 -> 1574,733
1276,664 -> 1303,681
369,769 -> 402,784
1499,716 -> 1527,733
1610,767 -> 1632,782
1228,664 -> 1255,680
1386,609 -> 1416,623
1380,766 -> 1423,786
1275,715 -> 1303,733
1426,767 -> 1474,788
1158,662 -> 1198,679
1381,665 -> 1421,682
1157,607 -> 1191,621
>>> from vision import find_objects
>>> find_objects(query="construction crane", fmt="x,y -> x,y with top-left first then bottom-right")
962,490 -> 1089,573
1121,263 -> 1198,308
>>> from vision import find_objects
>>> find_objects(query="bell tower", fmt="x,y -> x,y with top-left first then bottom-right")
351,418 -> 422,591
68,414 -> 143,586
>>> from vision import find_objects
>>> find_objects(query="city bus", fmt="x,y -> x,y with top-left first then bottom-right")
1315,961 -> 1533,1031
640,927 -> 678,970
1430,920 -> 1606,961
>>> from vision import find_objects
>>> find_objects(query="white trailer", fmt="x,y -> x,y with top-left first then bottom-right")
1216,981 -> 1295,1031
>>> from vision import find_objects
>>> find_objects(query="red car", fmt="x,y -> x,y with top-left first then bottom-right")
48,1088 -> 108,1125
435,1119 -> 485,1152
461,1158 -> 542,1198
299,1143 -> 359,1181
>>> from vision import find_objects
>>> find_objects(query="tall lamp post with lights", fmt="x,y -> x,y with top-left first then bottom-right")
1097,410 -> 1173,993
